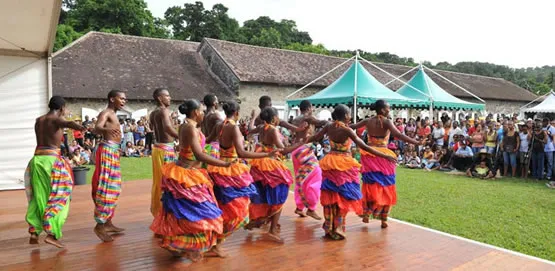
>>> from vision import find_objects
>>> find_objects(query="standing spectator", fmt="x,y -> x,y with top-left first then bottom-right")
124,119 -> 134,148
448,121 -> 462,146
68,140 -> 82,154
518,122 -> 531,178
485,122 -> 498,154
394,118 -> 405,152
432,122 -> 445,148
542,118 -> 555,181
73,127 -> 84,147
501,121 -> 520,177
144,117 -> 154,154
136,120 -> 146,146
82,115 -> 95,143
470,124 -> 486,154
531,124 -> 547,180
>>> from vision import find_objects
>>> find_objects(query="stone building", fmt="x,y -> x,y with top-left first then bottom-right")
53,32 -> 537,120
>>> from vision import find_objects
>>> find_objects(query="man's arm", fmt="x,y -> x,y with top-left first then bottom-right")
279,119 -> 306,132
161,109 -> 179,138
307,115 -> 329,128
55,118 -> 86,131
94,111 -> 119,137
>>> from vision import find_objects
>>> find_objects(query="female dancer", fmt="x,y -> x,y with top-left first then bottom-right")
207,101 -> 277,255
350,100 -> 420,229
245,107 -> 301,242
306,104 -> 396,240
150,99 -> 231,262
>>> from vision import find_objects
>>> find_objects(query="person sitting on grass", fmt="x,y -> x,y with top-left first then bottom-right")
467,160 -> 493,179
424,148 -> 443,171
452,141 -> 474,171
405,150 -> 421,169
125,141 -> 143,157
466,149 -> 494,178
421,146 -> 434,168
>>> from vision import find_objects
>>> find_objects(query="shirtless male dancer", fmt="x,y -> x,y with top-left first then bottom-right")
92,89 -> 127,242
202,94 -> 223,157
149,88 -> 178,218
26,96 -> 86,248
290,100 -> 329,219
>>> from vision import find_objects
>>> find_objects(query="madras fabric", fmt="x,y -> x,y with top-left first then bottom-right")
248,145 -> 292,223
292,144 -> 322,211
25,147 -> 73,239
91,141 -> 121,224
323,204 -> 346,240
360,147 -> 397,221
204,141 -> 220,159
151,143 -> 177,217
150,141 -> 223,254
179,131 -> 206,161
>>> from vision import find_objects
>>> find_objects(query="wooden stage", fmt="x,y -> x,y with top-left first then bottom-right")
1,180 -> 553,271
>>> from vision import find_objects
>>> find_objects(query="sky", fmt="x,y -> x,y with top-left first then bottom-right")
146,0 -> 554,68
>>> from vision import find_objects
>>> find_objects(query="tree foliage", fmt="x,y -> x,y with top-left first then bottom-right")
54,0 -> 554,95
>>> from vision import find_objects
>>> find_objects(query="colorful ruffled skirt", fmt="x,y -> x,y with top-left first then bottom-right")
208,160 -> 257,243
320,152 -> 362,240
150,163 -> 223,254
360,147 -> 397,221
248,157 -> 293,225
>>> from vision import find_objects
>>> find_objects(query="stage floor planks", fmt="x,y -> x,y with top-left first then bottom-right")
1,180 -> 553,271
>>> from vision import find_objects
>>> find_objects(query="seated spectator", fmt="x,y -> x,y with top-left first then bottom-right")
405,150 -> 421,169
68,140 -> 82,154
81,146 -> 92,165
70,149 -> 87,166
467,160 -> 493,179
84,138 -> 94,150
422,146 -> 434,166
453,141 -> 474,171
136,140 -> 149,156
424,149 -> 443,171
395,149 -> 404,164
125,142 -> 143,157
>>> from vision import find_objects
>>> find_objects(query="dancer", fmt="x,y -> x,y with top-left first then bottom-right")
207,101 -> 277,255
150,99 -> 231,261
245,107 -> 301,242
202,94 -> 223,158
92,89 -> 127,242
149,88 -> 178,218
290,100 -> 328,219
306,104 -> 396,240
251,95 -> 307,136
350,100 -> 420,228
25,96 -> 86,248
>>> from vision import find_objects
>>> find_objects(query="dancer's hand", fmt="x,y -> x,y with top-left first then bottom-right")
108,128 -> 121,138
268,150 -> 280,158
386,155 -> 397,163
250,109 -> 256,119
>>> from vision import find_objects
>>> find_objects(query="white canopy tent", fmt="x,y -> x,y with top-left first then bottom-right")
0,0 -> 62,190
521,90 -> 555,114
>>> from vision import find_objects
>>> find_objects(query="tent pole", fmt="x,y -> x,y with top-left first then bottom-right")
421,64 -> 434,120
353,51 -> 359,123
384,65 -> 419,86
286,55 -> 356,99
359,57 -> 431,99
423,65 -> 486,103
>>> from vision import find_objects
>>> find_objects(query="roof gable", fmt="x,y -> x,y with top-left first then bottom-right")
53,32 -> 234,101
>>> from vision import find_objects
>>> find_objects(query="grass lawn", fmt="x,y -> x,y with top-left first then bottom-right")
84,157 -> 554,261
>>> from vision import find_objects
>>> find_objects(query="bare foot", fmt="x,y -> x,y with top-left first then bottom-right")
153,233 -> 163,239
306,210 -> 322,220
170,251 -> 182,258
265,232 -> 284,243
294,209 -> 307,217
105,221 -> 125,233
362,216 -> 370,223
44,235 -> 65,248
29,233 -> 39,245
205,246 -> 228,258
185,251 -> 203,262
381,221 -> 388,229
94,224 -> 114,242
335,229 -> 347,240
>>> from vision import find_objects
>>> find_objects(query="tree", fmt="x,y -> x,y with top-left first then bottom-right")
283,43 -> 329,55
53,24 -> 82,51
241,16 -> 312,47
250,28 -> 283,48
65,0 -> 165,37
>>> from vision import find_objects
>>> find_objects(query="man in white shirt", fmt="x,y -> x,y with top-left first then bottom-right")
448,121 -> 462,146
432,122 -> 445,147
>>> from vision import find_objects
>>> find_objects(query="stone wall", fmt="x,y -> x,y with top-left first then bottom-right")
237,83 -> 321,117
484,99 -> 527,115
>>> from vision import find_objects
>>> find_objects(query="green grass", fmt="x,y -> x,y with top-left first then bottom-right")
85,157 -> 153,183
84,158 -> 555,261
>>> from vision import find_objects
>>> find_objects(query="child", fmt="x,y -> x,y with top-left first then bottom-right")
472,161 -> 492,179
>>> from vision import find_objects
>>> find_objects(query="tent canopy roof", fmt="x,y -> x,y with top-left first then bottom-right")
0,0 -> 60,57
523,91 -> 555,113
287,60 -> 426,108
396,67 -> 485,111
